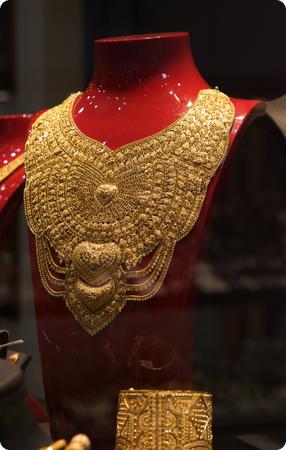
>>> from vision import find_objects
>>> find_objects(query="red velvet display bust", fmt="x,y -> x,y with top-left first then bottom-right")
25,32 -> 264,448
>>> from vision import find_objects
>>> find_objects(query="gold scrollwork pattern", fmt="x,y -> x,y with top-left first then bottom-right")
115,389 -> 213,449
24,89 -> 235,335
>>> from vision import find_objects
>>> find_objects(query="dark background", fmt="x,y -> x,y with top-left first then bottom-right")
0,0 -> 14,98
83,0 -> 286,99
0,0 -> 285,102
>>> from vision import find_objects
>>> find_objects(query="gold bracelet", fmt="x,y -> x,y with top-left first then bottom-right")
116,389 -> 212,449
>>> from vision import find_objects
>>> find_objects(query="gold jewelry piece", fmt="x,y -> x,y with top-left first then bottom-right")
66,434 -> 91,450
24,89 -> 235,335
8,352 -> 20,364
39,434 -> 91,450
116,389 -> 212,449
39,439 -> 67,450
0,153 -> 24,183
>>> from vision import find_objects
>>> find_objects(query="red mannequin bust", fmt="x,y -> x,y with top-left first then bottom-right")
24,32 -> 265,448
0,115 -> 31,240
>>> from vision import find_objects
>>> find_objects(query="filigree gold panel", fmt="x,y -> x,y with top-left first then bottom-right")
116,389 -> 212,449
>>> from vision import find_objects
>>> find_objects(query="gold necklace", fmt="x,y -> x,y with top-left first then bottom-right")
24,89 -> 235,335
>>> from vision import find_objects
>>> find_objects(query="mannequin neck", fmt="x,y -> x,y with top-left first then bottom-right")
89,32 -> 202,91
74,32 -> 209,149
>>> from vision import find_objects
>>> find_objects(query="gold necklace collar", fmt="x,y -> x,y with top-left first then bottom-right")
24,89 -> 235,335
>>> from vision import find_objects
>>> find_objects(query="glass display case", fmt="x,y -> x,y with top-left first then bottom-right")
0,1 -> 285,449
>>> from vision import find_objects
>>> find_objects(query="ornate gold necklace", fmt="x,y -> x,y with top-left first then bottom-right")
24,89 -> 235,335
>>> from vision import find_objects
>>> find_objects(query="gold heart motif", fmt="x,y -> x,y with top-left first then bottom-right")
72,241 -> 121,286
75,278 -> 115,313
95,183 -> 118,206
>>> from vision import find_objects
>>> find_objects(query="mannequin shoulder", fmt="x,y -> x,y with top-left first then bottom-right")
0,114 -> 31,208
0,114 -> 33,239
229,97 -> 266,145
28,109 -> 47,128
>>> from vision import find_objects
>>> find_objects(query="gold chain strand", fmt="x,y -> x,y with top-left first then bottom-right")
24,89 -> 235,335
35,236 -> 65,297
39,238 -> 67,274
126,245 -> 166,278
124,242 -> 175,302
37,239 -> 66,286
124,245 -> 173,294
125,250 -> 169,289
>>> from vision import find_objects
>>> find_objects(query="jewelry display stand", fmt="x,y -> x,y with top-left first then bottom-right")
23,32 -> 265,448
